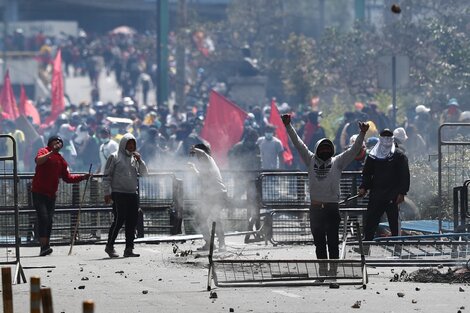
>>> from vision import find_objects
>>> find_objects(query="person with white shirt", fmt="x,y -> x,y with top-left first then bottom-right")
97,128 -> 119,174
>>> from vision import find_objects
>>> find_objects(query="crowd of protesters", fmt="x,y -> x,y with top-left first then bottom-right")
0,29 -> 468,175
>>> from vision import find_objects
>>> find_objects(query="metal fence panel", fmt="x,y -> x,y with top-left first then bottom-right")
439,123 -> 470,231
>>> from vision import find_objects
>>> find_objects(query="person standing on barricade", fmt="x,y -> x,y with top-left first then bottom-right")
188,143 -> 227,252
358,128 -> 410,241
31,135 -> 91,256
282,114 -> 369,275
103,133 -> 148,258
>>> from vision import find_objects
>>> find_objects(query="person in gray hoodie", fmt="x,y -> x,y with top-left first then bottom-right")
103,133 -> 148,258
282,114 -> 369,273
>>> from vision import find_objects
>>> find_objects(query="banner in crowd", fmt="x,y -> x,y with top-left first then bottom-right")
0,70 -> 20,120
19,85 -> 41,125
269,99 -> 293,166
44,49 -> 65,126
200,90 -> 248,167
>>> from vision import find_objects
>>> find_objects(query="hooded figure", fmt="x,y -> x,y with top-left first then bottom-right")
368,128 -> 395,159
282,114 -> 369,275
359,128 -> 410,241
103,133 -> 148,258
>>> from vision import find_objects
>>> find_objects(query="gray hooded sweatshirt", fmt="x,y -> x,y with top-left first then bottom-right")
103,133 -> 148,195
286,124 -> 365,203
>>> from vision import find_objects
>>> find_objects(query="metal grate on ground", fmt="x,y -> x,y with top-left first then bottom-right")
343,233 -> 470,267
208,222 -> 368,288
211,259 -> 367,287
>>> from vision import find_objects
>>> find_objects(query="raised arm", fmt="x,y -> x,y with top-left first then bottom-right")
281,114 -> 313,166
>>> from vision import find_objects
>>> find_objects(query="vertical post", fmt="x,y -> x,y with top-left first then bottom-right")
83,300 -> 94,313
175,0 -> 187,110
207,221 -> 216,291
157,0 -> 169,108
40,288 -> 53,313
355,0 -> 365,21
391,55 -> 397,129
31,276 -> 41,313
318,0 -> 325,36
2,267 -> 14,313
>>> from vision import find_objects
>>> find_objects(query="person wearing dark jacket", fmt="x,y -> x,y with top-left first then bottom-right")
358,129 -> 410,240
32,135 -> 91,256
103,133 -> 148,258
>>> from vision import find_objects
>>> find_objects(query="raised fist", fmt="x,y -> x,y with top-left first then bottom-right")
281,114 -> 291,126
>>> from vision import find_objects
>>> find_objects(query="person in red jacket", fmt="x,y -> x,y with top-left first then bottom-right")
31,135 -> 91,256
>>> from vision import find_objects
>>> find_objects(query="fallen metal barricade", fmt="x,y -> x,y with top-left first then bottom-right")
0,134 -> 26,283
343,233 -> 470,267
207,222 -> 368,288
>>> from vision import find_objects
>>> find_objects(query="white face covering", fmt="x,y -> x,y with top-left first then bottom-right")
125,149 -> 133,157
369,136 -> 395,159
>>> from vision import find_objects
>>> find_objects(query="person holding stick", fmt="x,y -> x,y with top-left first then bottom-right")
103,133 -> 148,258
281,114 -> 369,276
32,135 -> 91,256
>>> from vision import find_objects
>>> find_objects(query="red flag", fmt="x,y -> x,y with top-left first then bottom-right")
19,85 -> 41,125
200,90 -> 248,167
0,70 -> 20,120
269,99 -> 293,166
44,49 -> 65,125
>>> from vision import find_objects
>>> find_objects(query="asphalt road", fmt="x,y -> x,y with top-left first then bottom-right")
3,236 -> 469,313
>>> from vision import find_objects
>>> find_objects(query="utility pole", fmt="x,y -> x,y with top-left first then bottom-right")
355,0 -> 365,21
175,0 -> 187,110
156,0 -> 169,108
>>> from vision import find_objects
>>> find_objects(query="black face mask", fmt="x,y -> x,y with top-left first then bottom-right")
318,152 -> 331,161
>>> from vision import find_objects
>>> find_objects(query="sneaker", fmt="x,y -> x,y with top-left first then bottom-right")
39,246 -> 53,257
105,246 -> 119,258
123,249 -> 140,257
196,243 -> 210,251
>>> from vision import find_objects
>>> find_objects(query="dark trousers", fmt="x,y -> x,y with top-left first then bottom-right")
107,192 -> 139,250
309,203 -> 341,260
32,192 -> 56,239
364,197 -> 400,241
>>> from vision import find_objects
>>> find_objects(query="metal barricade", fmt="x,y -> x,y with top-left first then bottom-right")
208,222 -> 368,288
344,233 -> 470,267
453,180 -> 470,233
0,172 -> 179,245
176,170 -> 253,236
259,171 -> 367,245
438,123 -> 470,232
0,134 -> 26,283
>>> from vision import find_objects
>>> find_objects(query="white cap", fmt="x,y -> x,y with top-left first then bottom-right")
393,127 -> 408,143
415,104 -> 431,114
459,111 -> 470,121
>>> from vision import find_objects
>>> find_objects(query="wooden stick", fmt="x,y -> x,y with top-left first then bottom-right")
2,267 -> 14,313
207,221 -> 216,291
40,288 -> 53,313
69,164 -> 93,255
83,300 -> 94,313
30,276 -> 41,313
